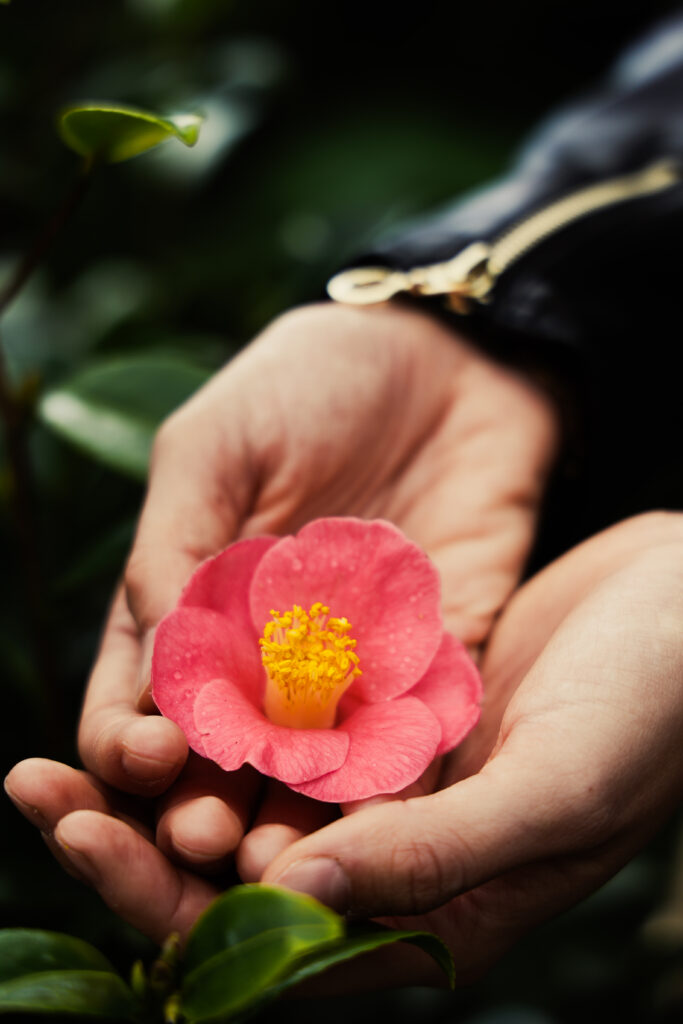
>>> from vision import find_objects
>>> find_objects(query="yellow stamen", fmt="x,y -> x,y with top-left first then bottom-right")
259,602 -> 361,729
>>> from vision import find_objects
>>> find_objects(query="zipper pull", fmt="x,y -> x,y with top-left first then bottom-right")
327,242 -> 492,312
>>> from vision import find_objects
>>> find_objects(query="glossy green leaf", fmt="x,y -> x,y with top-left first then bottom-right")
183,884 -> 342,974
0,970 -> 141,1019
38,353 -> 210,480
59,104 -> 203,163
0,930 -> 115,983
271,924 -> 455,995
181,925 -> 340,1023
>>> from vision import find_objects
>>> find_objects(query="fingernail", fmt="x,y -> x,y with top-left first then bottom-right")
272,857 -> 350,913
4,780 -> 50,832
53,838 -> 100,887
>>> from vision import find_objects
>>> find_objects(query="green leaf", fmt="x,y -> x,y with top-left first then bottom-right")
59,104 -> 203,164
183,885 -> 342,974
0,930 -> 115,983
181,926 -> 339,1023
0,970 -> 141,1019
271,924 -> 455,995
38,353 -> 210,480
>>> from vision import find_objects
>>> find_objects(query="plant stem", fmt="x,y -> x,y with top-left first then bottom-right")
0,342 -> 62,746
0,161 -> 92,318
0,160 -> 93,750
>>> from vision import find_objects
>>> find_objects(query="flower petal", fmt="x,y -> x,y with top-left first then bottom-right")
180,536 -> 277,633
409,632 -> 483,755
152,606 -> 263,755
290,697 -> 441,803
194,679 -> 350,784
250,518 -> 442,702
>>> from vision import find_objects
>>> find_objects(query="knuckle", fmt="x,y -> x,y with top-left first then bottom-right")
77,711 -> 114,779
380,802 -> 455,914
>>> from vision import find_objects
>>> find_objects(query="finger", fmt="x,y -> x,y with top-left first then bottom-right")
78,589 -> 188,794
447,510 -> 683,784
156,757 -> 261,871
261,725 -> 612,920
237,781 -> 336,883
4,759 -> 109,834
238,760 -> 440,884
4,758 -> 154,841
55,810 -> 217,943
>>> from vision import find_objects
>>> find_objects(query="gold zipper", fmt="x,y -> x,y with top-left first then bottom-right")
326,159 -> 680,314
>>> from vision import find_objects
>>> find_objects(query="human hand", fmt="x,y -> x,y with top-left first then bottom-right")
8,511 -> 681,972
67,300 -> 559,870
245,512 -> 683,985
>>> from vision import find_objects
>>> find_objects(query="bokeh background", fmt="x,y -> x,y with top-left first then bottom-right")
2,1 -> 683,1021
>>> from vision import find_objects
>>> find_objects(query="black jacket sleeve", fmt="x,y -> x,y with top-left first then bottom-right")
332,14 -> 683,555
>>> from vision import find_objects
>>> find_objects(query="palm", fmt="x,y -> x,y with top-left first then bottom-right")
215,302 -> 557,648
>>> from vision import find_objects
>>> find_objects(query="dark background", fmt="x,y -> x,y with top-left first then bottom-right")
1,2 -> 683,1021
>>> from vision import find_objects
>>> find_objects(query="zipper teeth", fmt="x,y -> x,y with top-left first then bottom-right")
486,161 -> 680,279
325,160 -> 681,310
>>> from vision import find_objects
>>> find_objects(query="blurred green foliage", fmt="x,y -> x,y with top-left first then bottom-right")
1,2 -> 683,1022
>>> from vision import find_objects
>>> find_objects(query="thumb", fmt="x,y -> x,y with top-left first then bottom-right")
124,405 -> 253,705
261,743 -> 585,917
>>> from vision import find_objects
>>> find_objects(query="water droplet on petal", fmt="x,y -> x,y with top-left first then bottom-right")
292,558 -> 303,572
173,671 -> 182,680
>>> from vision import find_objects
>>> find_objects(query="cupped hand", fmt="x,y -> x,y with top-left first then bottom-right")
7,511 -> 682,975
251,511 -> 683,985
21,300 -> 556,874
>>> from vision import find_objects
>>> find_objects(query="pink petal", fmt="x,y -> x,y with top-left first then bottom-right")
290,697 -> 441,803
409,632 -> 483,755
250,518 -> 442,703
180,536 -> 277,636
152,606 -> 264,756
194,679 -> 349,784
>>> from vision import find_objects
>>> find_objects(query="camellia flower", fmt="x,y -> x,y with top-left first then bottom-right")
152,518 -> 482,803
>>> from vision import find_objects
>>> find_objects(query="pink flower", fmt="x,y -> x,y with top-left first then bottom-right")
152,518 -> 482,803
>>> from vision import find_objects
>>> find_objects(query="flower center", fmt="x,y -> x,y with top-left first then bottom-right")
259,602 -> 361,729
